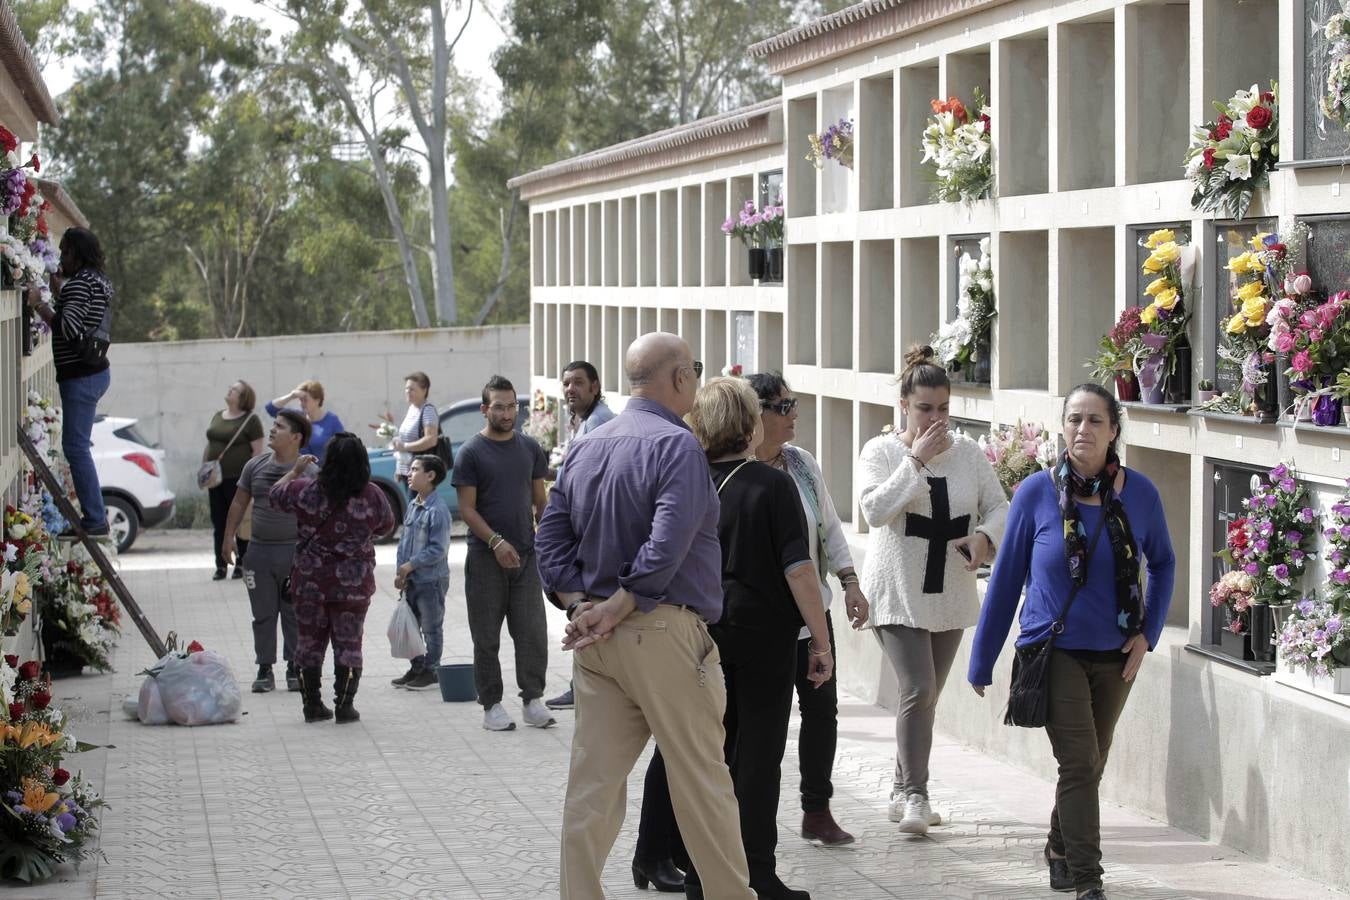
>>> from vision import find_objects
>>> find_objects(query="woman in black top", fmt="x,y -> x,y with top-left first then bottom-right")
203,381 -> 265,579
684,376 -> 834,900
25,228 -> 114,538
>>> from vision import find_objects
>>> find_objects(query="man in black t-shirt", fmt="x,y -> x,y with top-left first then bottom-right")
452,375 -> 552,732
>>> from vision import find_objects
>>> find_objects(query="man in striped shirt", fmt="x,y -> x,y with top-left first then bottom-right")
26,228 -> 114,538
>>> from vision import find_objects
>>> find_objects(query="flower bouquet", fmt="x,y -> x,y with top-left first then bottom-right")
1183,83 -> 1279,221
932,237 -> 995,383
1086,307 -> 1145,400
37,559 -> 119,675
806,118 -> 853,169
1283,290 -> 1350,426
0,655 -> 105,882
1276,598 -> 1350,683
3,505 -> 54,635
523,390 -> 560,453
722,201 -> 785,282
1218,226 -> 1307,418
920,91 -> 993,203
1323,10 -> 1350,128
1129,229 -> 1193,404
1210,567 -> 1257,636
1321,478 -> 1350,610
978,420 -> 1054,499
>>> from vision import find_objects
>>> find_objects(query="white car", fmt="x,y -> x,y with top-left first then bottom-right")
91,416 -> 175,553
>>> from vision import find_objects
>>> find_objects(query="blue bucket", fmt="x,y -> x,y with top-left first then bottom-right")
436,664 -> 477,702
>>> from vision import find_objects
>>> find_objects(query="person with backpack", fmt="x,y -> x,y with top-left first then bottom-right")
389,371 -> 444,491
25,227 -> 115,539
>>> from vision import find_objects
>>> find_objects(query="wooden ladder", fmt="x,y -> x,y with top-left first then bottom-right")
16,425 -> 167,658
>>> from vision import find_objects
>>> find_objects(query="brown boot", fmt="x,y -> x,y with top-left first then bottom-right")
801,808 -> 854,846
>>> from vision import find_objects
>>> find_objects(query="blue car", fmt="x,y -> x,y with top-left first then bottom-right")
368,394 -> 530,536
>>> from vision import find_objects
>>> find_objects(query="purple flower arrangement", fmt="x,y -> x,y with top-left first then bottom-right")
0,166 -> 26,217
1323,477 -> 1350,610
1277,597 -> 1350,678
1220,461 -> 1318,609
720,199 -> 784,249
806,118 -> 854,170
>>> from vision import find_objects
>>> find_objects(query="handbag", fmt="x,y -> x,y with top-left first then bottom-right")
416,403 -> 454,470
1004,501 -> 1109,729
197,414 -> 256,490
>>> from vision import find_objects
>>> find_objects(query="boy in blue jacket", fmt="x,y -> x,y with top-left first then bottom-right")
392,455 -> 451,690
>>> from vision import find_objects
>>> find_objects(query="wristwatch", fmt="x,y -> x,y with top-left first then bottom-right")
566,600 -> 585,621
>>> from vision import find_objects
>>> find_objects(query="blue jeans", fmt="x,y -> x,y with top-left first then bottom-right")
406,576 -> 448,671
58,368 -> 111,530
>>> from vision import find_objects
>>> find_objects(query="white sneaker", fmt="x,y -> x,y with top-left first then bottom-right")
482,702 -> 516,731
522,698 -> 556,728
889,790 -> 942,827
894,792 -> 940,833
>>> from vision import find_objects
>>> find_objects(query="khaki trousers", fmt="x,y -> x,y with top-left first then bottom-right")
560,606 -> 753,900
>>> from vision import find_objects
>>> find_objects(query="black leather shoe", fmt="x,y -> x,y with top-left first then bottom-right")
750,872 -> 810,900
1077,890 -> 1107,900
212,567 -> 227,581
632,856 -> 684,892
1046,845 -> 1073,892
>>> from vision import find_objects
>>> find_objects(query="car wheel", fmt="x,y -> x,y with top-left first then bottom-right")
375,482 -> 404,543
104,494 -> 139,553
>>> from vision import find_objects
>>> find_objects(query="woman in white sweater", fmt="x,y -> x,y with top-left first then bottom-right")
858,345 -> 1008,834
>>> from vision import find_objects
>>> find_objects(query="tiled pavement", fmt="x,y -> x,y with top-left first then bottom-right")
11,530 -> 1342,900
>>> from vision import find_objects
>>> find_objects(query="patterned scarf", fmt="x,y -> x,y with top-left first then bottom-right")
1054,449 -> 1143,637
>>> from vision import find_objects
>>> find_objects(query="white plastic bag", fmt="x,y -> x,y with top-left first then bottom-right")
136,675 -> 171,725
388,597 -> 426,659
155,650 -> 242,726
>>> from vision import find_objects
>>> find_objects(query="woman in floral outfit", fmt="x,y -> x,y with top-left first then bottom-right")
271,433 -> 394,723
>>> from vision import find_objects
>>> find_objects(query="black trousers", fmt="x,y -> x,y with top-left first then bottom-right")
209,477 -> 247,570
794,610 -> 838,813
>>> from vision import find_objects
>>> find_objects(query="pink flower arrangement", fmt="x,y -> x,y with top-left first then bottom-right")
1282,290 -> 1350,387
721,200 -> 784,249
1210,570 -> 1256,634
978,420 -> 1054,500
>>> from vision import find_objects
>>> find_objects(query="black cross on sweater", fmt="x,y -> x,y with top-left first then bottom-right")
904,476 -> 971,594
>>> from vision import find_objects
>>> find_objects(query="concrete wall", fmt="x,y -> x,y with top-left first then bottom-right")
102,325 -> 530,498
832,532 -> 1350,894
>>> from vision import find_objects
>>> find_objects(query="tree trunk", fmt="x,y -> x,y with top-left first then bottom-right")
427,148 -> 456,325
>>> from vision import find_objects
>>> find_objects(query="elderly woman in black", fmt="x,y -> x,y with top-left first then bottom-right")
673,377 -> 833,900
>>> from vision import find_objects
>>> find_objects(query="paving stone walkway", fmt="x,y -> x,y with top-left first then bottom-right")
10,530 -> 1342,900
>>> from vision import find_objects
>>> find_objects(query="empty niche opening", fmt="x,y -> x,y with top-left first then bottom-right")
860,73 -> 895,211
757,312 -> 784,373
704,310 -> 728,378
680,309 -> 703,374
821,397 -> 854,524
559,207 -> 572,286
587,202 -> 602,286
571,306 -> 587,363
788,244 -> 817,365
639,193 -> 657,287
587,306 -> 603,371
860,240 -> 896,374
532,213 -> 545,286
945,47 -> 990,123
858,401 -> 897,533
659,189 -> 679,287
659,308 -> 678,334
1127,4 -> 1189,185
1058,16 -> 1115,191
546,211 -> 558,286
1057,228 -> 1115,393
544,304 -> 559,377
794,393 -> 818,456
603,307 -> 620,394
681,185 -> 701,287
573,205 -> 586,286
787,95 -> 818,218
704,180 -> 728,287
998,231 -> 1050,390
639,307 -> 657,337
899,237 -> 940,354
532,305 -> 546,376
603,199 -> 619,286
821,242 -> 854,369
999,33 -> 1049,197
621,196 -> 638,287
619,308 -> 637,393
558,305 -> 573,378
1202,0 -> 1277,135
899,62 -> 940,207
729,175 -> 755,286
733,311 -> 756,371
820,85 -> 854,215
1125,446 -> 1191,630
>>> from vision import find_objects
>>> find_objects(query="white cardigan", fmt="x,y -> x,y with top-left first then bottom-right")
781,446 -> 855,639
858,431 -> 1009,632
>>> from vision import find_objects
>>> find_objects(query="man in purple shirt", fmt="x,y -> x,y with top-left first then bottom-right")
536,333 -> 753,900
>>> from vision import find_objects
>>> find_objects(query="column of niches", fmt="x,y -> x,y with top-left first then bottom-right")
821,241 -> 854,370
898,62 -> 939,207
1055,227 -> 1116,396
620,196 -> 637,288
1121,2 -> 1191,186
1055,15 -> 1115,192
603,199 -> 619,287
558,207 -> 571,286
860,73 -> 895,211
996,32 -> 1049,198
786,95 -> 818,218
859,239 -> 895,376
680,184 -> 701,287
703,180 -> 728,288
586,202 -> 602,287
994,230 -> 1050,391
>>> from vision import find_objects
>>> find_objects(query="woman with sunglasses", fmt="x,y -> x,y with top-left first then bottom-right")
858,345 -> 1008,833
747,373 -> 870,847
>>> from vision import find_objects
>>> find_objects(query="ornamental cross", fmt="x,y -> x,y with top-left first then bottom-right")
904,477 -> 971,594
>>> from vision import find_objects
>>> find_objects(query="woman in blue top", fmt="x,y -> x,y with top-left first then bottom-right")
968,383 -> 1175,900
266,379 -> 345,460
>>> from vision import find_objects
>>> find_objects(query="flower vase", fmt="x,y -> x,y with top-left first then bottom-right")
1164,335 -> 1191,405
1114,373 -> 1140,402
747,248 -> 767,282
1249,359 -> 1280,420
1270,603 -> 1294,635
765,247 -> 783,283
1136,353 -> 1167,404
1249,603 -> 1275,663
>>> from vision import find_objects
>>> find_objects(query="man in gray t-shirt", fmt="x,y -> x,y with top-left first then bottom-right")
452,376 -> 551,733
222,411 -> 313,694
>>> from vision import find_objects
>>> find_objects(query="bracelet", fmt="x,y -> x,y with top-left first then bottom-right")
488,533 -> 503,550
808,641 -> 831,657
839,576 -> 859,587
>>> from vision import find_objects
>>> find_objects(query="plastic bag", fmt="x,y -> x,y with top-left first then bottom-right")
136,674 -> 171,725
388,597 -> 426,659
154,650 -> 242,726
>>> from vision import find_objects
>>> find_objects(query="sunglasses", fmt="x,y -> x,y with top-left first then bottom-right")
761,398 -> 799,416
684,360 -> 703,378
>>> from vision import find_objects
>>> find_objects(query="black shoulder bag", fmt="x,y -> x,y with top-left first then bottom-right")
417,403 -> 454,470
1004,499 -> 1109,729
76,276 -> 113,366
